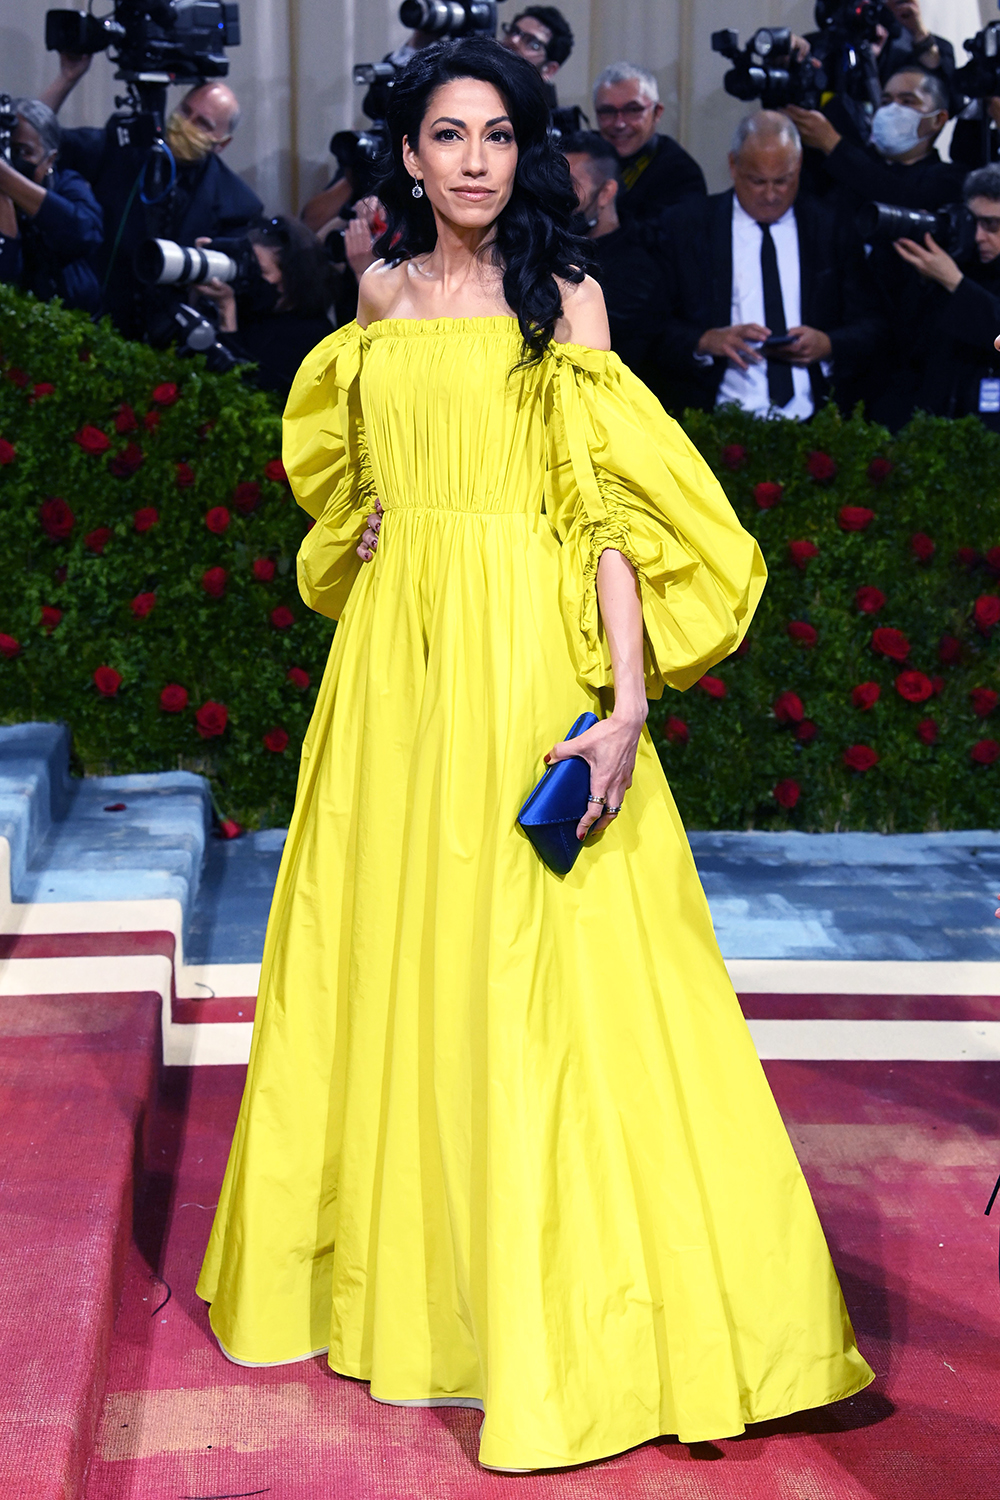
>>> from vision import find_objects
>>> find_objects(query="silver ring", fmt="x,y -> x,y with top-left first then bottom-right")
608,804 -> 623,816
587,794 -> 606,805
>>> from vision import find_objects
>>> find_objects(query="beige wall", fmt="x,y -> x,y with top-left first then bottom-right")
3,0 -> 985,214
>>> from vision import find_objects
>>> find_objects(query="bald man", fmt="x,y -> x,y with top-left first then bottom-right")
657,111 -> 882,418
42,53 -> 262,338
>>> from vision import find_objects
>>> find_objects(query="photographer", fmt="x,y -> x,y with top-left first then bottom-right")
593,62 -> 706,252
0,97 -> 101,312
876,2 -> 954,94
195,217 -> 335,396
500,7 -> 578,130
884,166 -> 1000,431
42,52 -> 262,337
786,66 -> 963,211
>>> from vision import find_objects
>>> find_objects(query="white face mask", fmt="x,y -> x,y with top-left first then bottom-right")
870,101 -> 927,159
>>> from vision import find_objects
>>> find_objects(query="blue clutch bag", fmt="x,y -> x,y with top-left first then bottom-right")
517,712 -> 598,875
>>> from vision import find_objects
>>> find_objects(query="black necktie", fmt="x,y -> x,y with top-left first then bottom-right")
760,223 -> 794,409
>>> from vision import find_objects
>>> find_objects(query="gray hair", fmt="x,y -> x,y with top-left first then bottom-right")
964,164 -> 1000,204
12,98 -> 61,157
593,62 -> 659,105
730,110 -> 801,160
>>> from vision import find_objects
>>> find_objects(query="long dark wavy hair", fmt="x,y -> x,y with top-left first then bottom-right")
372,36 -> 589,364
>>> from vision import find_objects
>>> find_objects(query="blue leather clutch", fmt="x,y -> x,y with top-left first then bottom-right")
517,712 -> 599,875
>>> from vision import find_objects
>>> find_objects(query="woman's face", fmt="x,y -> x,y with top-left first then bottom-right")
253,244 -> 284,294
13,119 -> 56,184
402,77 -> 518,232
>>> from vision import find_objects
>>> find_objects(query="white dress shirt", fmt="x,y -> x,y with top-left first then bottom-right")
716,198 -> 814,421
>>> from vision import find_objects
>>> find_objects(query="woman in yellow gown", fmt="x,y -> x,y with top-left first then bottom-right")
198,38 -> 873,1472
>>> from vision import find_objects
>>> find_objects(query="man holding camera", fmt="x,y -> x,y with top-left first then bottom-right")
41,51 -> 262,338
655,111 -> 881,419
882,166 -> 1000,431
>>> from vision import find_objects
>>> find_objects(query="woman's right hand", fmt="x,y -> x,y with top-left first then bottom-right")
357,499 -> 383,561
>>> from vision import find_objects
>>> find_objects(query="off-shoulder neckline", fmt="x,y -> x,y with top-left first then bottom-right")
358,316 -> 610,360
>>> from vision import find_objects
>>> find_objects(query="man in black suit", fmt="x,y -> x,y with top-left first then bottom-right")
592,62 -> 705,253
658,111 -> 882,418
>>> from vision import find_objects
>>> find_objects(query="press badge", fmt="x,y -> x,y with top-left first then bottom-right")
979,379 -> 1000,413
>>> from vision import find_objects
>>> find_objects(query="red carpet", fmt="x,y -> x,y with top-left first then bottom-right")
81,1059 -> 1000,1499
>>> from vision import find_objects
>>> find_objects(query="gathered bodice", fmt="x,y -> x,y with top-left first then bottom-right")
360,317 -> 546,517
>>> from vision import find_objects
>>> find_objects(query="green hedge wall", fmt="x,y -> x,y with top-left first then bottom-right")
2,286 -> 999,831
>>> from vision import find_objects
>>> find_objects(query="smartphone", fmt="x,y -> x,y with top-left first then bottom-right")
761,333 -> 796,349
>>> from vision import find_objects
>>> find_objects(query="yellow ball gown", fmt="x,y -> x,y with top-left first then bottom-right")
197,316 -> 873,1471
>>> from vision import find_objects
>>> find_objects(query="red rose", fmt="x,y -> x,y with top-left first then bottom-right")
152,382 -> 179,406
754,481 -> 783,510
6,367 -> 28,387
867,457 -> 893,484
39,497 -> 75,540
253,557 -> 276,582
720,444 -> 747,471
195,700 -> 228,738
956,547 -> 980,569
939,634 -> 962,665
286,666 -> 310,690
115,403 -> 138,434
774,779 -> 800,809
971,687 -> 998,718
175,461 -> 196,489
896,670 -> 933,703
838,505 -> 874,532
807,450 -> 837,483
872,626 -> 910,662
205,506 -> 231,534
159,683 -> 188,713
796,719 -> 818,743
271,604 -> 295,630
40,606 -> 62,633
233,481 -> 261,514
986,546 -> 1000,573
264,458 -> 288,483
218,817 -> 242,840
143,410 -> 160,432
916,718 -> 938,745
0,634 -> 20,660
787,621 -> 817,647
852,681 -> 881,710
855,585 -> 886,615
972,739 -> 1000,765
134,507 -> 158,533
32,382 -> 55,399
109,441 -> 144,479
131,592 -> 157,618
0,438 -> 15,464
844,743 -> 878,772
73,425 -> 111,455
83,526 -> 111,556
202,567 -> 228,598
788,539 -> 819,570
973,595 -> 1000,633
665,716 -> 689,744
263,727 -> 289,754
911,532 -> 935,562
698,674 -> 727,699
773,691 -> 804,725
93,665 -> 122,698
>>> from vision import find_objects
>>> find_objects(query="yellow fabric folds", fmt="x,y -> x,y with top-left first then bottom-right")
199,317 -> 872,1472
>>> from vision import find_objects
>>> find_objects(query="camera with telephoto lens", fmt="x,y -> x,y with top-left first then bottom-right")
955,9 -> 1000,101
711,27 -> 823,110
856,201 -> 976,259
134,235 -> 258,289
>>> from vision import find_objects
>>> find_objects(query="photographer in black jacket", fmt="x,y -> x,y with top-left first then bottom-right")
887,165 -> 1000,431
0,98 -> 101,312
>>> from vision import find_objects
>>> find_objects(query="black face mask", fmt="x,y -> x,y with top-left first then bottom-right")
239,270 -> 281,319
8,147 -> 40,182
569,187 -> 602,239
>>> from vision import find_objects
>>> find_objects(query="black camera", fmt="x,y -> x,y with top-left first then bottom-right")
856,201 -> 976,259
955,16 -> 1000,101
711,28 -> 823,110
397,1 -> 498,40
813,1 -> 898,47
46,3 -> 240,82
135,234 -> 258,288
0,93 -> 17,166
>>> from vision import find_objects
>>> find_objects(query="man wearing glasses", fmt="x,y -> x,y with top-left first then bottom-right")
593,62 -> 706,252
499,7 -> 574,122
887,165 -> 1000,432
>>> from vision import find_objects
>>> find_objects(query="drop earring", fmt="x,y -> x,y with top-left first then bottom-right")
411,179 -> 424,199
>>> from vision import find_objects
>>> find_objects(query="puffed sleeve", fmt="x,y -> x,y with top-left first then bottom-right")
544,344 -> 766,697
284,321 -> 378,621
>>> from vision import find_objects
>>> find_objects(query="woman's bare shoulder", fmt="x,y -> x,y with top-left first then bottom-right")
357,259 -> 410,328
553,274 -> 611,352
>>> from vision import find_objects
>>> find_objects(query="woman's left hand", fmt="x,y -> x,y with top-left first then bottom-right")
544,712 -> 644,840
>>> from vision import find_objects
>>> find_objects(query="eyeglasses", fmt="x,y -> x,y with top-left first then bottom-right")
974,214 -> 1000,233
501,23 -> 547,56
594,102 -> 654,121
